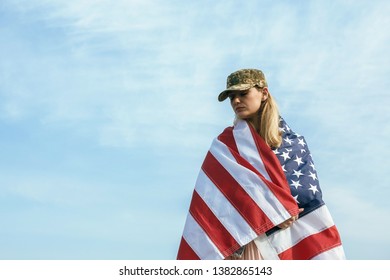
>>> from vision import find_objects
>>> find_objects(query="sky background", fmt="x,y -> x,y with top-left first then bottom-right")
0,0 -> 389,260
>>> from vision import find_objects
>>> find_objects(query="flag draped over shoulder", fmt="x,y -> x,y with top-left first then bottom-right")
177,118 -> 345,260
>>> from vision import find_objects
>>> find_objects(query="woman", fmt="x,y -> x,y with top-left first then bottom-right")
177,69 -> 345,260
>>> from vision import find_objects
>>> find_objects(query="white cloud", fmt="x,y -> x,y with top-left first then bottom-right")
1,0 -> 232,141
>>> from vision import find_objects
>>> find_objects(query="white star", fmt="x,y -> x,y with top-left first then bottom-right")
280,151 -> 291,161
308,171 -> 318,181
284,137 -> 293,145
309,161 -> 316,170
273,148 -> 280,155
293,155 -> 304,166
309,184 -> 319,194
279,127 -> 285,133
300,149 -> 306,153
281,164 -> 287,172
293,195 -> 299,204
298,138 -> 306,147
285,125 -> 291,132
290,180 -> 302,189
292,169 -> 304,178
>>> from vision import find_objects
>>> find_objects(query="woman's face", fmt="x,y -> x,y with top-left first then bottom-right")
228,87 -> 268,120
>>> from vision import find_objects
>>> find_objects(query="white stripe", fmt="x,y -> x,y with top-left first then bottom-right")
254,234 -> 281,260
182,213 -> 223,260
233,120 -> 272,181
267,205 -> 336,255
311,245 -> 346,260
209,138 -> 291,225
195,170 -> 257,246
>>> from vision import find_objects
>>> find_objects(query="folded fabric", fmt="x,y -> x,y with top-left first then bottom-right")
177,118 -> 345,260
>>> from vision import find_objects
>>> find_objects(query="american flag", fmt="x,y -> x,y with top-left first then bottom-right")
177,118 -> 345,260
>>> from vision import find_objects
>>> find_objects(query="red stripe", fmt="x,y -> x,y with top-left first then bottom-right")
248,125 -> 287,186
217,126 -> 239,154
247,124 -> 299,215
218,125 -> 299,217
202,152 -> 274,234
229,149 -> 298,216
218,127 -> 275,188
177,237 -> 200,260
189,191 -> 240,257
278,225 -> 342,260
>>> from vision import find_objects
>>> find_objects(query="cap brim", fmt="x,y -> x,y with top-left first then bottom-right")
218,84 -> 253,102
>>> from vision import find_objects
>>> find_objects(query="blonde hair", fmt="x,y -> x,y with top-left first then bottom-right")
234,86 -> 282,148
257,89 -> 282,148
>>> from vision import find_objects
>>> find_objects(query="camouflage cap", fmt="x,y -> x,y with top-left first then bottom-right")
218,69 -> 268,102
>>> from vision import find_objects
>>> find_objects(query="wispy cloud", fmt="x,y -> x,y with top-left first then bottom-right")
1,0 -> 235,150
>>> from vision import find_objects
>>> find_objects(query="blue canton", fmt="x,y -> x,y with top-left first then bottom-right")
272,117 -> 324,216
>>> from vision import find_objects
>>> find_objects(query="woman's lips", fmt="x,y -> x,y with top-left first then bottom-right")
235,106 -> 245,112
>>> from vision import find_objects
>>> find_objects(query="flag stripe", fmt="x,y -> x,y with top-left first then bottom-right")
189,190 -> 239,257
278,226 -> 341,260
233,121 -> 299,216
311,245 -> 346,260
202,151 -> 273,234
218,127 -> 297,219
182,213 -> 223,260
232,120 -> 272,181
258,205 -> 344,260
267,205 -> 335,253
195,170 -> 257,246
219,128 -> 273,184
217,126 -> 239,155
177,237 -> 200,260
209,138 -> 293,227
246,123 -> 293,194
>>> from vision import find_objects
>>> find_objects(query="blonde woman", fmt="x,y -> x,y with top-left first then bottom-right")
177,69 -> 345,260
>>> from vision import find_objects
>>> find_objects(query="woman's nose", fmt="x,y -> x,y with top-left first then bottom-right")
232,96 -> 240,104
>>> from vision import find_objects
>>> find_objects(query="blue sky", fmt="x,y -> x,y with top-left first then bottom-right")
0,0 -> 389,260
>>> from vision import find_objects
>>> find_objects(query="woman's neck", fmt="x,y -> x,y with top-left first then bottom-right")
247,115 -> 260,134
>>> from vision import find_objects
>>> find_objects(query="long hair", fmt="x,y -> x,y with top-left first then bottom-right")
233,86 -> 282,148
257,89 -> 282,148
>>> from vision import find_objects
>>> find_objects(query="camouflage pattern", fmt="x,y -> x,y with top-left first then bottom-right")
218,69 -> 268,102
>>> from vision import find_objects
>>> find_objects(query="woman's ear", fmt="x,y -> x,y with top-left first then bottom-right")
262,87 -> 269,101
